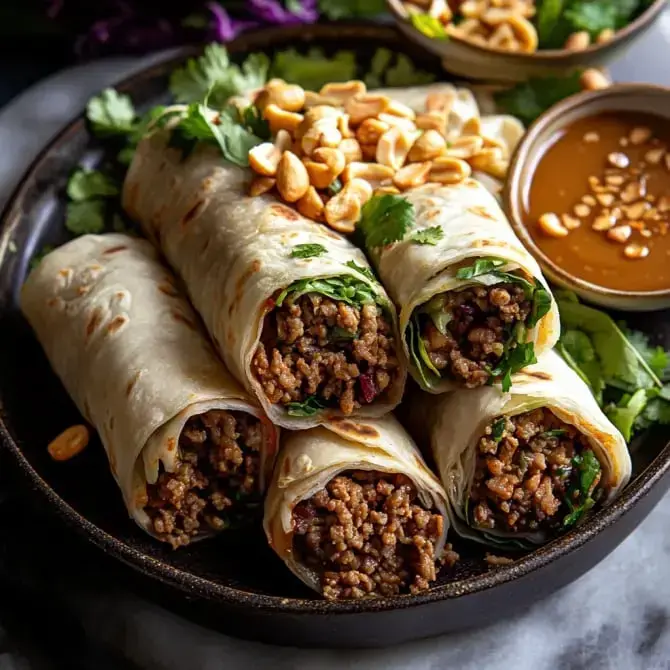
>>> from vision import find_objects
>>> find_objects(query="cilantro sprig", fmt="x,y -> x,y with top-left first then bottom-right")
563,450 -> 602,528
286,395 -> 327,417
358,195 -> 415,248
64,169 -> 123,236
410,226 -> 444,246
275,274 -> 381,310
290,244 -> 327,259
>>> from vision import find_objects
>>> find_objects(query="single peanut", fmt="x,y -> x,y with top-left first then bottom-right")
607,225 -> 632,243
338,114 -> 354,139
582,195 -> 597,207
303,91 -> 342,108
629,126 -> 652,145
561,214 -> 581,230
376,127 -> 416,170
425,91 -> 455,113
339,138 -> 363,163
375,185 -> 401,196
256,81 -> 306,113
415,111 -> 447,136
249,176 -> 276,197
645,147 -> 665,164
446,135 -> 485,160
276,151 -> 310,202
592,214 -> 615,231
324,180 -> 371,234
596,193 -> 615,207
48,424 -> 90,461
304,147 -> 346,188
296,186 -> 325,221
393,161 -> 432,190
428,157 -> 472,184
345,94 -> 390,125
377,113 -> 417,133
320,80 -> 367,103
263,104 -> 304,135
574,203 -> 591,217
342,161 -> 395,188
356,118 -> 391,146
408,130 -> 447,162
580,68 -> 611,91
508,16 -> 538,52
607,152 -> 629,169
538,213 -> 568,238
624,243 -> 650,259
461,116 -> 482,136
564,31 -> 590,51
274,129 -> 293,153
597,29 -> 615,44
248,142 -> 282,177
385,99 -> 416,120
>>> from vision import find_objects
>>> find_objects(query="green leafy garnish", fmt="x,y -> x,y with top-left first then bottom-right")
238,105 -> 271,141
406,316 -> 440,388
410,226 -> 444,246
290,243 -> 327,259
494,73 -> 582,126
423,295 -> 451,336
170,45 -> 269,108
411,14 -> 449,39
364,48 -> 393,88
275,275 -> 380,309
491,417 -> 507,443
528,285 -> 552,328
358,195 -> 414,249
345,260 -> 377,283
318,0 -> 386,19
605,388 -> 649,442
491,342 -> 538,392
455,257 -> 506,280
540,429 -> 568,439
169,102 -> 263,167
563,450 -> 601,528
332,326 -> 358,341
65,201 -> 106,235
385,54 -> 436,87
66,169 -> 119,201
535,0 -> 568,46
286,395 -> 327,417
86,89 -> 136,137
624,328 -> 669,381
271,47 -> 356,91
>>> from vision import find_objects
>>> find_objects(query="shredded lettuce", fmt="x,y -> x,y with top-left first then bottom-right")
275,274 -> 381,309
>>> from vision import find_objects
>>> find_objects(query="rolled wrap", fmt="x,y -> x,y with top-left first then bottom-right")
122,115 -> 407,429
402,350 -> 631,548
264,416 -> 449,597
21,233 -> 278,542
366,177 -> 560,392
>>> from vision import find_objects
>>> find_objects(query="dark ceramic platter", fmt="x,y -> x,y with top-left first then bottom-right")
1,23 -> 669,649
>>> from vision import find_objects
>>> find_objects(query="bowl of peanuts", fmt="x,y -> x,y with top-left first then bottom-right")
387,0 -> 667,82
504,82 -> 670,311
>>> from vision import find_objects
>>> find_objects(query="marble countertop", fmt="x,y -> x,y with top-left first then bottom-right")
2,16 -> 670,669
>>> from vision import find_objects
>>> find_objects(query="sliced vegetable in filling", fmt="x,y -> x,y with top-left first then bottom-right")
252,276 -> 399,417
407,258 -> 552,390
470,408 -> 605,538
292,470 -> 452,600
144,410 -> 262,548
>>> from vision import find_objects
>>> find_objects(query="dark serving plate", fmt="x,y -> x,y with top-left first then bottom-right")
0,24 -> 669,649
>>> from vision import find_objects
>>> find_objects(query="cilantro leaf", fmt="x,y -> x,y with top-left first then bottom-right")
606,388 -> 649,441
275,275 -> 380,309
290,243 -> 327,259
286,395 -> 327,417
239,105 -> 271,141
558,329 -> 605,402
456,257 -> 506,280
624,328 -> 669,381
345,260 -> 377,283
564,0 -> 619,36
536,0 -> 569,46
385,54 -> 436,87
65,201 -> 106,236
527,285 -> 552,328
170,44 -> 269,107
358,195 -> 414,248
66,169 -> 119,202
491,342 -> 538,392
541,429 -> 568,438
364,48 -> 393,88
411,14 -> 449,39
563,450 -> 601,528
86,89 -> 136,137
328,178 -> 343,196
494,73 -> 582,126
491,417 -> 506,443
410,226 -> 444,246
318,0 -> 386,19
271,47 -> 357,91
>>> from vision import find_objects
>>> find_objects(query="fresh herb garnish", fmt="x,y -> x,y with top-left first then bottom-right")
286,395 -> 327,417
410,226 -> 444,246
332,326 -> 358,341
528,284 -> 552,328
238,105 -> 271,141
494,73 -> 582,126
406,316 -> 440,388
64,168 -> 121,236
563,450 -> 601,528
605,388 -> 649,442
86,89 -> 136,137
358,195 -> 414,248
491,417 -> 507,443
411,14 -> 449,39
385,53 -> 436,87
65,201 -> 107,236
491,341 -> 538,392
290,243 -> 327,259
170,45 -> 269,108
345,260 -> 377,283
271,47 -> 357,91
422,295 -> 451,336
66,169 -> 119,201
455,257 -> 506,280
541,429 -> 568,439
275,275 -> 380,309
318,0 -> 386,20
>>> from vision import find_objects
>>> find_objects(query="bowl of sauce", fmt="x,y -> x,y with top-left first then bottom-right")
505,83 -> 670,311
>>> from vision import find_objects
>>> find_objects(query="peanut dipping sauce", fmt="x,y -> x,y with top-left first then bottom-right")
523,112 -> 670,292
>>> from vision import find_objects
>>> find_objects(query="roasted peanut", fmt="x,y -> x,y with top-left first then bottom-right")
564,31 -> 590,51
629,126 -> 652,145
592,214 -> 615,231
305,147 -> 346,188
48,424 -> 90,461
580,68 -> 611,91
274,129 -> 293,153
385,99 -> 416,120
374,185 -> 401,196
339,138 -> 363,163
303,91 -> 342,108
320,80 -> 366,103
276,151 -> 310,202
408,129 -> 447,162
538,213 -> 568,238
574,203 -> 591,217
624,243 -> 650,259
607,225 -> 632,243
428,157 -> 471,184
356,118 -> 391,146
345,94 -> 391,125
377,113 -> 417,133
415,111 -> 447,136
256,81 -> 306,113
508,16 -> 538,52
342,162 -> 395,188
324,179 -> 372,233
296,186 -> 325,221
607,152 -> 629,168
597,28 -> 615,44
248,142 -> 282,177
425,91 -> 455,113
360,144 -> 378,161
393,161 -> 432,190
561,214 -> 581,230
446,135 -> 485,160
337,114 -> 354,139
645,147 -> 665,164
376,127 -> 416,170
263,104 -> 304,135
249,176 -> 276,197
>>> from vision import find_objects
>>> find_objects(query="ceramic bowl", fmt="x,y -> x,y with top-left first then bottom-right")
504,83 -> 670,311
386,0 -> 667,82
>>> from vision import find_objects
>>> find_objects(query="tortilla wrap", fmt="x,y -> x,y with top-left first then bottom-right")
21,233 -> 278,542
401,350 -> 632,548
122,114 -> 407,429
264,415 -> 449,595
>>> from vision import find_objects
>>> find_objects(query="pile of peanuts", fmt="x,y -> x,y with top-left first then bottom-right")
538,125 -> 670,261
402,0 -> 616,53
246,78 -> 510,233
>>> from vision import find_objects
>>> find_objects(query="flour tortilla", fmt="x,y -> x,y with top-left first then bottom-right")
21,233 -> 278,540
263,415 -> 449,594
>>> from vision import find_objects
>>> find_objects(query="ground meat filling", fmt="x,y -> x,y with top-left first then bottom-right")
145,410 -> 262,548
421,283 -> 531,388
252,294 -> 399,415
470,408 -> 603,535
292,470 -> 444,600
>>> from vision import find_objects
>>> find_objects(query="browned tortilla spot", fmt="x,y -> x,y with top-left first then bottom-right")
331,419 -> 379,439
126,371 -> 141,397
103,245 -> 128,255
468,206 -> 497,221
520,371 -> 552,381
474,239 -> 508,248
172,310 -> 197,330
270,203 -> 299,221
227,329 -> 235,347
424,208 -> 441,221
229,259 -> 262,316
58,269 -> 70,278
202,177 -> 215,192
282,457 -> 291,475
181,200 -> 206,228
106,315 -> 128,334
167,437 -> 176,452
77,286 -> 91,296
158,280 -> 179,297
86,308 -> 103,337
47,297 -> 60,308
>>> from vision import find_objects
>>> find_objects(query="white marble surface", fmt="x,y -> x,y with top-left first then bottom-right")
2,16 -> 670,669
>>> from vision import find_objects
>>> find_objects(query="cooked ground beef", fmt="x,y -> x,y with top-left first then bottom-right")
470,408 -> 603,536
421,283 -> 531,388
252,294 -> 399,415
292,470 -> 444,600
145,410 -> 262,548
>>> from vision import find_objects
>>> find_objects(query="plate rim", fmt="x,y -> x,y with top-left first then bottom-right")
1,28 -> 669,617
